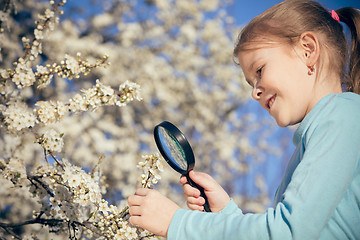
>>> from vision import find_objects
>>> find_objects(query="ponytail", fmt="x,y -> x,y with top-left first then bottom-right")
337,8 -> 360,94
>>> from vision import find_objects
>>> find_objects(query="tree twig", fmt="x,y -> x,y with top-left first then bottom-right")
27,174 -> 55,197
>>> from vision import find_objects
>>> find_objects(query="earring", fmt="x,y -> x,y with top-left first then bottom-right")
308,65 -> 315,75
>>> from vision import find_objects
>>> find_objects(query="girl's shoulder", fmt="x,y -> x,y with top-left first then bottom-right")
336,92 -> 360,102
331,92 -> 360,113
316,92 -> 360,124
298,92 -> 360,146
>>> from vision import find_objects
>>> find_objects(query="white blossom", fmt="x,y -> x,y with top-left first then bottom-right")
3,101 -> 37,131
40,128 -> 64,152
117,80 -> 142,106
65,54 -> 82,75
34,29 -> 44,40
138,153 -> 163,188
12,60 -> 36,88
67,174 -> 82,188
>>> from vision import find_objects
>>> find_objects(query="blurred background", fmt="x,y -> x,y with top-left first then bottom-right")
1,0 -> 359,238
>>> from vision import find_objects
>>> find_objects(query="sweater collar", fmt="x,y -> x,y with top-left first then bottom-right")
293,94 -> 336,146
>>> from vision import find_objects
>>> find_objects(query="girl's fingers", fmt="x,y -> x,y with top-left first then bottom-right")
187,203 -> 204,211
129,215 -> 141,226
128,205 -> 142,216
185,196 -> 205,205
128,188 -> 152,206
128,194 -> 143,206
134,188 -> 151,196
182,183 -> 201,197
180,175 -> 187,184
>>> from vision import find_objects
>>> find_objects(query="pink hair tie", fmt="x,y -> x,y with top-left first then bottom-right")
330,10 -> 340,23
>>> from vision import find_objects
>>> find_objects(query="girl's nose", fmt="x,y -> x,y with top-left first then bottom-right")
252,87 -> 262,101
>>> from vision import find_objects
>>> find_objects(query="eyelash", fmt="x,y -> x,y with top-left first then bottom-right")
256,66 -> 264,78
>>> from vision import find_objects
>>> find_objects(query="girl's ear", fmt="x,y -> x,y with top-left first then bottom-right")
298,31 -> 320,66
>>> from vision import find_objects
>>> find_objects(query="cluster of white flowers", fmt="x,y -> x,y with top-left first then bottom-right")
19,36 -> 43,63
91,201 -> 141,240
26,155 -> 160,239
2,101 -> 37,131
11,58 -> 36,88
35,100 -> 68,124
114,223 -> 139,240
29,159 -> 101,224
88,154 -> 163,239
68,79 -> 142,112
0,52 -> 110,91
64,54 -> 84,77
0,69 -> 9,79
1,0 -> 70,90
138,153 -> 164,188
63,160 -> 102,205
117,80 -> 143,106
0,157 -> 27,186
2,79 -> 141,136
55,53 -> 110,81
35,65 -> 53,89
28,2 -> 61,61
38,129 -> 64,153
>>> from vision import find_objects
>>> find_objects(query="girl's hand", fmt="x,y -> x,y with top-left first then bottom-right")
128,188 -> 180,238
180,171 -> 231,212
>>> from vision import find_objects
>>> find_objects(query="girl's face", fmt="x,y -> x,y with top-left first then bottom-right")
238,43 -> 317,127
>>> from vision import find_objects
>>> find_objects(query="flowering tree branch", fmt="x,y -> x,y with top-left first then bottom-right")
27,174 -> 55,197
0,218 -> 64,239
0,152 -> 164,239
0,0 -> 160,239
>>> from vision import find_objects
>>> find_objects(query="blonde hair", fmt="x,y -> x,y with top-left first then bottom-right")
233,0 -> 360,93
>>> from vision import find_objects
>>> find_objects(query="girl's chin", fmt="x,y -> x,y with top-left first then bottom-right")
275,117 -> 301,128
273,115 -> 290,127
276,121 -> 288,128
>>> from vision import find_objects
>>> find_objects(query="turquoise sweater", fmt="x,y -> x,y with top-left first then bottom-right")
168,93 -> 360,240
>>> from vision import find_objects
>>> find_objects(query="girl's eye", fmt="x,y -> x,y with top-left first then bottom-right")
256,66 -> 263,78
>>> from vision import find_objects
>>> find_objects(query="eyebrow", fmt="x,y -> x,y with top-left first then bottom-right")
249,61 -> 256,72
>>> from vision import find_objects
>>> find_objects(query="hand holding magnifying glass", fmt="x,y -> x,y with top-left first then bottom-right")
154,121 -> 211,212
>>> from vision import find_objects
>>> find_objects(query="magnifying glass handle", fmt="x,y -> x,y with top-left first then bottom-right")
185,174 -> 211,212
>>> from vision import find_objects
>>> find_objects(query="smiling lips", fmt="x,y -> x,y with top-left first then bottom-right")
266,94 -> 276,110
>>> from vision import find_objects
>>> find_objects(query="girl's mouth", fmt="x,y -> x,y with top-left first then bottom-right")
266,94 -> 276,110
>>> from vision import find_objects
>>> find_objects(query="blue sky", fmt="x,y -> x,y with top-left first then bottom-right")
231,0 -> 360,25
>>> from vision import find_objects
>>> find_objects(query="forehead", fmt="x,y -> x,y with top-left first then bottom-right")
237,46 -> 265,72
237,49 -> 257,67
237,44 -> 293,85
237,42 -> 291,69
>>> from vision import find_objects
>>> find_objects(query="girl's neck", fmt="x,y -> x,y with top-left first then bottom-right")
307,72 -> 342,115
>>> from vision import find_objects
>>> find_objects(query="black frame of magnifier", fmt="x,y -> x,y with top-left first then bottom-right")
154,121 -> 211,212
154,121 -> 195,174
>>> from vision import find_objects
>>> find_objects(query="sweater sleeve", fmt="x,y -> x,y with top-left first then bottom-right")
219,199 -> 243,214
167,98 -> 360,240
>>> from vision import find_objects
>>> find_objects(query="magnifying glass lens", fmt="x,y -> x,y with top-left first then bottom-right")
157,126 -> 188,171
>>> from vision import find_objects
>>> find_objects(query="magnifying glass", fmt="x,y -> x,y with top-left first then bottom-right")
154,121 -> 211,212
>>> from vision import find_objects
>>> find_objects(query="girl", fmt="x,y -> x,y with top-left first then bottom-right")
128,0 -> 360,239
